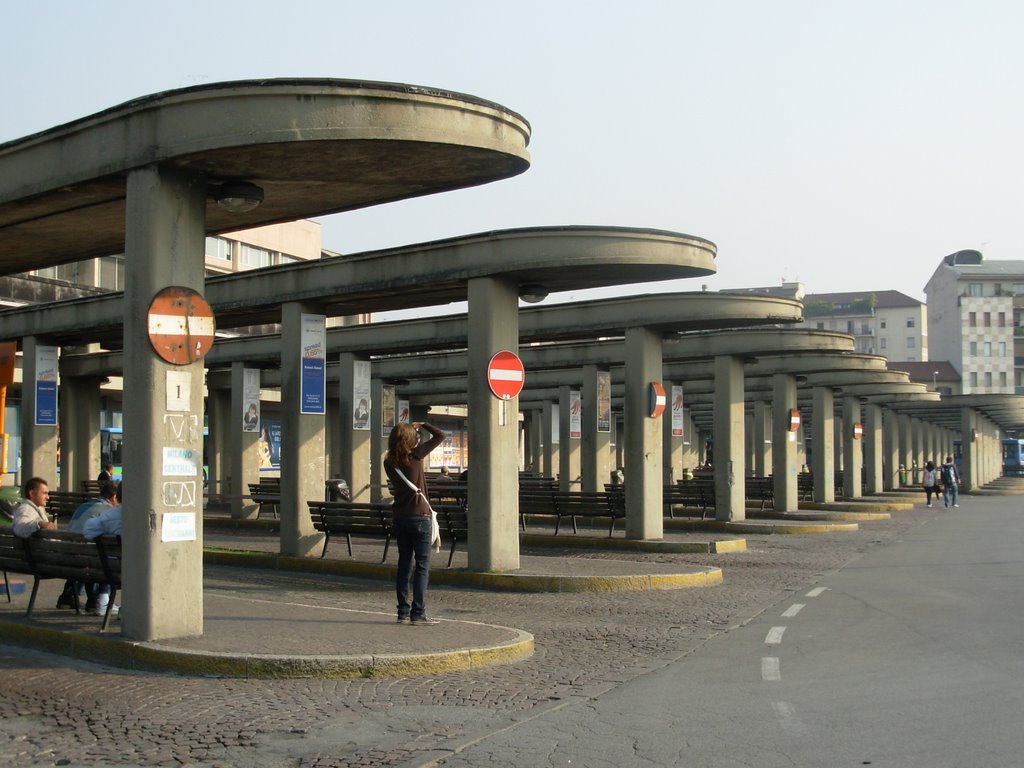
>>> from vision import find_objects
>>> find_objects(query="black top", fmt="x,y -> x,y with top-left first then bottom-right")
384,423 -> 446,518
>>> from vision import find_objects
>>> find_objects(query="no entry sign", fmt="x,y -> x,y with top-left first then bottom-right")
487,350 -> 525,400
147,286 -> 216,365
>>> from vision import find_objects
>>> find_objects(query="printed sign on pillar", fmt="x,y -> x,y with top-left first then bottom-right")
569,390 -> 582,439
242,368 -> 260,432
300,314 -> 326,415
381,385 -> 396,437
671,385 -> 684,437
597,370 -> 612,433
352,360 -> 371,430
34,345 -> 58,426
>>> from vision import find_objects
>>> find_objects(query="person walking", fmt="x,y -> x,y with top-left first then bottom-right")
940,455 -> 961,508
383,421 -> 447,626
921,461 -> 939,508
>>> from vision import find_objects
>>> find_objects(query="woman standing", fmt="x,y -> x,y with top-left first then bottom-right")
384,421 -> 447,625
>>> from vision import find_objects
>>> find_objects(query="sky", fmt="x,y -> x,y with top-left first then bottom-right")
4,1 -> 1022,312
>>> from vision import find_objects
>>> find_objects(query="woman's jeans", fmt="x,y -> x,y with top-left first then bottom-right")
943,483 -> 959,507
394,515 -> 432,619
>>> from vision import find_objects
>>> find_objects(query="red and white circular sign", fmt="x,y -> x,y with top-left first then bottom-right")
853,422 -> 864,440
487,350 -> 525,400
147,286 -> 216,365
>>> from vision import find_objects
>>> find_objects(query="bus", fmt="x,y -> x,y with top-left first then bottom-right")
1002,438 -> 1024,476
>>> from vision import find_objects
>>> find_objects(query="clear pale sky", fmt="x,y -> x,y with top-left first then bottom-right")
4,1 -> 1021,308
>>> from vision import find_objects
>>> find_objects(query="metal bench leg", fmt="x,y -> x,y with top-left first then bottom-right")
26,576 -> 41,617
101,586 -> 118,632
382,536 -> 390,564
448,539 -> 456,568
3,570 -> 10,603
320,533 -> 330,559
345,533 -> 353,557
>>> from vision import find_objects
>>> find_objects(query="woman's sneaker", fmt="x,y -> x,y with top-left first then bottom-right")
410,615 -> 440,626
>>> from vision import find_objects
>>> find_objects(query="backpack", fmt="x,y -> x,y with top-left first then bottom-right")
941,465 -> 955,486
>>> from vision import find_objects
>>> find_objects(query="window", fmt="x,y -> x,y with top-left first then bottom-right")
1000,372 -> 1008,387
847,320 -> 854,333
98,256 -> 125,291
970,341 -> 978,356
205,236 -> 232,261
983,312 -> 991,327
816,322 -> 825,330
984,372 -> 993,387
860,323 -> 870,335
906,317 -> 915,328
1000,342 -> 1007,357
970,371 -> 978,387
240,244 -> 275,268
969,283 -> 983,297
984,341 -> 992,356
969,312 -> 977,327
907,337 -> 915,349
879,338 -> 887,349
1015,283 -> 1024,295
999,312 -> 1006,327
880,319 -> 887,329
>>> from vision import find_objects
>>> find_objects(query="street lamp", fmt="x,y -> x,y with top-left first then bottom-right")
932,370 -> 939,390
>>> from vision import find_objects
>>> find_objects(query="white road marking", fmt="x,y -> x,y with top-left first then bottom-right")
762,657 -> 781,681
806,587 -> 828,597
772,701 -> 809,736
765,626 -> 787,645
782,603 -> 805,618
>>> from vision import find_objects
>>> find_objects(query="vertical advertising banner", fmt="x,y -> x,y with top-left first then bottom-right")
381,385 -> 396,437
596,370 -> 611,433
671,385 -> 684,437
242,368 -> 260,432
397,399 -> 410,424
569,390 -> 582,439
34,345 -> 58,426
300,314 -> 326,415
352,360 -> 371,430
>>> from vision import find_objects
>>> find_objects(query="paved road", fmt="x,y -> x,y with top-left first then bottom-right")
434,497 -> 1024,767
2,500 -> 1003,767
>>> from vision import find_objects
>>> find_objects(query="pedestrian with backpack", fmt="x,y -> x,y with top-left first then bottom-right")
921,461 -> 940,508
940,455 -> 960,508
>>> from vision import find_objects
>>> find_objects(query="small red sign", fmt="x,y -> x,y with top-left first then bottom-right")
648,382 -> 666,418
147,287 -> 216,366
487,350 -> 525,400
853,422 -> 864,440
789,409 -> 801,432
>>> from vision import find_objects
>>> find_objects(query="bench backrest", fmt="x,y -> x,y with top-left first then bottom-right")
0,529 -> 120,585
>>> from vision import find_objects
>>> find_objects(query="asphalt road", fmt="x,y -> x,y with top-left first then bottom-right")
435,497 -> 1024,767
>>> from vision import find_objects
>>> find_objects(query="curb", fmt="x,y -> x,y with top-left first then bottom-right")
520,533 -> 747,554
664,518 -> 859,534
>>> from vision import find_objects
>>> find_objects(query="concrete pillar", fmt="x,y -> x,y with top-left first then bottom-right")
527,409 -> 543,473
882,408 -> 899,490
59,375 -> 102,493
960,407 -> 976,492
898,413 -> 912,487
279,303 -> 327,557
662,381 -> 682,485
228,363 -> 260,519
771,374 -> 799,512
833,412 -> 844,474
120,165 -> 206,641
682,409 -> 699,470
327,397 -> 341,481
581,365 -> 612,493
812,387 -> 835,503
842,396 -> 862,499
624,327 -> 663,539
20,336 -> 60,486
208,385 -> 229,498
713,355 -> 745,521
337,353 -> 372,502
541,401 -> 556,479
466,276 -> 520,571
558,385 -> 581,491
864,402 -> 883,494
753,399 -> 771,479
370,378 -> 387,503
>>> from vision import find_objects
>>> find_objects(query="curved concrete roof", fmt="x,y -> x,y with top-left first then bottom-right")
0,78 -> 532,275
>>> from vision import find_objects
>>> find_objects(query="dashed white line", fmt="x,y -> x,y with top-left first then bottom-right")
772,701 -> 809,736
782,603 -> 805,618
762,657 -> 781,681
765,626 -> 787,645
806,587 -> 828,597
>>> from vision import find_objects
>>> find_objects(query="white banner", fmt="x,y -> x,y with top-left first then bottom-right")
569,390 -> 582,439
671,385 -> 684,437
352,360 -> 371,430
242,368 -> 260,432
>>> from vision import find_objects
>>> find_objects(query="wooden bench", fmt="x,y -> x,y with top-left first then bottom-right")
518,490 -> 557,531
307,500 -> 392,561
0,528 -> 122,631
551,491 -> 625,536
249,481 -> 281,520
45,491 -> 94,524
80,480 -> 102,496
670,480 -> 716,519
745,477 -> 774,510
434,503 -> 468,568
798,473 -> 815,501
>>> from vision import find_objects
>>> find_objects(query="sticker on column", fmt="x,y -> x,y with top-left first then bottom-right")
352,359 -> 371,430
34,345 -> 58,426
166,370 -> 191,412
162,512 -> 196,542
300,313 -> 326,415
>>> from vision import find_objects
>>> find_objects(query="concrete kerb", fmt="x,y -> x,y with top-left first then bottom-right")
664,518 -> 860,534
520,532 -> 747,554
0,611 -> 535,680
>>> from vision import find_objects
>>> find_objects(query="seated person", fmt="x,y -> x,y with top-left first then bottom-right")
12,477 -> 56,538
57,482 -> 118,611
82,482 -> 123,617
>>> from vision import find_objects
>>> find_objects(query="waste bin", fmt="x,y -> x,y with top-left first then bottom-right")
898,464 -> 907,487
326,478 -> 350,501
681,467 -> 693,481
609,469 -> 624,486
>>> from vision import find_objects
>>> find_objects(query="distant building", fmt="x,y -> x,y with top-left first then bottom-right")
887,361 -> 961,397
924,249 -> 1021,394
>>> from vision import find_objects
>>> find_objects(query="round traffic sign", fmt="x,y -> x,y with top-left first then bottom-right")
487,350 -> 525,400
147,286 -> 216,365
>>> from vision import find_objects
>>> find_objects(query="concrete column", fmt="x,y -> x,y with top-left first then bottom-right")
898,413 -> 912,487
370,378 -> 386,503
581,365 -> 612,493
541,401 -> 556,479
960,407 -> 976,492
864,402 -> 883,494
812,387 -> 835,503
120,165 -> 206,641
753,399 -> 771,479
327,397 -> 341,480
208,385 -> 228,498
558,385 -> 581,491
624,327 -> 663,539
228,363 -> 260,519
59,375 -> 102,493
662,380 -> 682,485
279,303 -> 327,557
682,409 -> 699,470
713,355 -> 745,521
842,396 -> 862,499
911,418 -> 924,475
20,336 -> 60,486
771,374 -> 799,512
337,353 -> 372,502
833,412 -> 844,474
527,409 -> 543,473
466,276 -> 520,571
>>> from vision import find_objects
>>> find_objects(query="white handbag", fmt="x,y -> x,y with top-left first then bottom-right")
393,467 -> 441,552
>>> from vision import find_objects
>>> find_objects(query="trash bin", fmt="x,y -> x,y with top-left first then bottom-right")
898,464 -> 907,487
609,469 -> 624,486
326,478 -> 350,501
681,467 -> 693,481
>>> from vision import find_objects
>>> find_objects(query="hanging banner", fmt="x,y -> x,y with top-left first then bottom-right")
551,403 -> 560,445
671,385 -> 684,437
34,345 -> 58,426
569,390 -> 582,439
242,368 -> 260,432
596,370 -> 612,433
352,360 -> 371,430
300,314 -> 326,414
398,399 -> 410,424
381,385 -> 396,437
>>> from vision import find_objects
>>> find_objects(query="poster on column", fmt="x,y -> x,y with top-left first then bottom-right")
551,404 -> 560,445
398,399 -> 410,424
671,385 -> 684,437
300,314 -> 326,414
596,371 -> 611,433
242,368 -> 260,432
34,346 -> 58,426
569,390 -> 582,439
381,385 -> 395,437
352,360 -> 371,430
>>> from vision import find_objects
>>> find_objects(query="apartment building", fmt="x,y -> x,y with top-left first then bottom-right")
925,249 -> 1023,394
796,290 -> 927,362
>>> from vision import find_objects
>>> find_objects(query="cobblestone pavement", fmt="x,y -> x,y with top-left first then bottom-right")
0,508 -> 932,767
